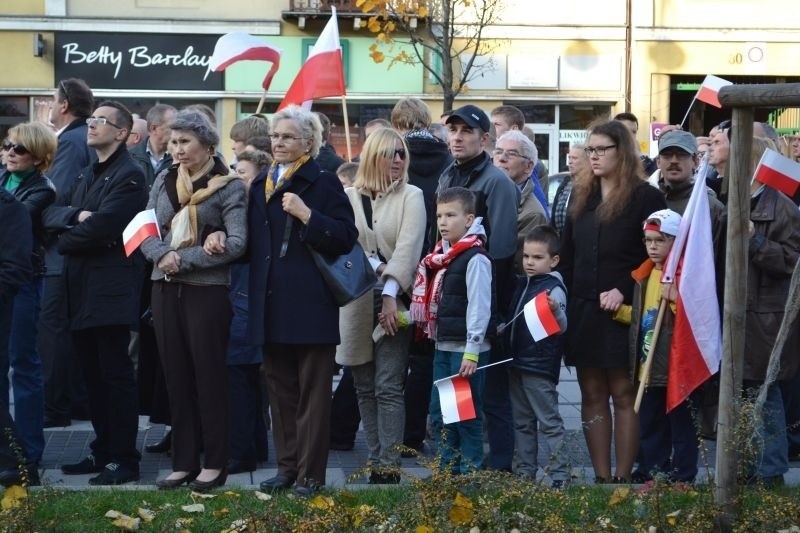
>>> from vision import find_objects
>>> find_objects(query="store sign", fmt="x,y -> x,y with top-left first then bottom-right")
55,32 -> 223,91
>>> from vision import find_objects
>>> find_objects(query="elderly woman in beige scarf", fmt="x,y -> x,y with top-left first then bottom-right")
140,109 -> 247,492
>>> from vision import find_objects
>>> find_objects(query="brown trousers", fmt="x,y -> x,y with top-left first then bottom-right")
263,343 -> 335,486
152,281 -> 231,471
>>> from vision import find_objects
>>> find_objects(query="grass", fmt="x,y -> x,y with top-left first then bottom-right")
3,473 -> 800,532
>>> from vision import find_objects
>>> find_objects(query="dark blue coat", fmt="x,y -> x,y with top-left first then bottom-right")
247,158 -> 357,346
227,263 -> 262,366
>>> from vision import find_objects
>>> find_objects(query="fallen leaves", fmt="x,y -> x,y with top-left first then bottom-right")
608,487 -> 631,506
449,492 -> 474,526
181,503 -> 205,513
0,485 -> 27,510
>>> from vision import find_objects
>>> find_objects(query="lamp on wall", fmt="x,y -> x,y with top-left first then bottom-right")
409,17 -> 418,30
354,17 -> 361,31
33,33 -> 44,57
298,16 -> 306,30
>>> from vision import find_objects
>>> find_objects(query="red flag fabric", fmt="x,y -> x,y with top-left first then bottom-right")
695,74 -> 733,108
523,291 -> 561,342
663,157 -> 722,412
754,148 -> 800,197
206,32 -> 282,90
122,209 -> 160,257
435,376 -> 476,424
278,7 -> 345,110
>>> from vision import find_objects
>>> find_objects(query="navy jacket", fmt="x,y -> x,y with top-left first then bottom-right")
247,158 -> 357,345
44,119 -> 96,276
507,273 -> 567,383
227,263 -> 262,366
0,190 -> 33,301
42,144 -> 147,330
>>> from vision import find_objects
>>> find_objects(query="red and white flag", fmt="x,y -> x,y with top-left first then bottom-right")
523,291 -> 561,342
661,156 -> 721,412
695,74 -> 733,108
278,7 -> 345,110
754,148 -> 800,197
435,376 -> 476,424
206,32 -> 282,90
123,209 -> 160,257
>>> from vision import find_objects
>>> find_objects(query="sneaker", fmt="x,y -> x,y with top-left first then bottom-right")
61,455 -> 104,475
551,479 -> 570,491
88,463 -> 139,486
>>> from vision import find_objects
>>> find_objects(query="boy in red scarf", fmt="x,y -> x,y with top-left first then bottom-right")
410,187 -> 493,473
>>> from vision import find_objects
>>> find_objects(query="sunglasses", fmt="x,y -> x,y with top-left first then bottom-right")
390,149 -> 406,160
2,142 -> 29,156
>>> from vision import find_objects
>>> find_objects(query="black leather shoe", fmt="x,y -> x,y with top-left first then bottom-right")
88,463 -> 140,485
188,469 -> 227,493
259,474 -> 294,492
227,459 -> 257,475
0,464 -> 40,487
61,454 -> 105,475
368,469 -> 401,484
145,430 -> 172,454
293,479 -> 322,497
156,470 -> 200,490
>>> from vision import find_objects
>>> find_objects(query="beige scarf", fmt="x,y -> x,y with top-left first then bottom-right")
170,158 -> 236,249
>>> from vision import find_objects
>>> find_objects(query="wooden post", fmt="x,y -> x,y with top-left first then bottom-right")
714,103 -> 753,530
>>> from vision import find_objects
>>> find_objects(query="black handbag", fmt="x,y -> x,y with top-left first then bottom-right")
281,214 -> 376,307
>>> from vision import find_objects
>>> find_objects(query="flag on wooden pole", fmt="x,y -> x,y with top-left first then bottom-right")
278,7 -> 346,110
753,148 -> 800,197
435,376 -> 476,424
696,74 -> 733,108
206,32 -> 282,90
523,291 -> 562,342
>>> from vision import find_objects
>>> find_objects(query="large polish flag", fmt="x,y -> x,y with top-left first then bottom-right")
435,376 -> 476,424
696,74 -> 733,108
278,7 -> 345,110
754,148 -> 800,197
206,32 -> 282,90
123,209 -> 160,257
661,156 -> 722,412
523,291 -> 562,342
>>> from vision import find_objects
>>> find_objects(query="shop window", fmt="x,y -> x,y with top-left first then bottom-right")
559,104 -> 611,130
0,98 -> 30,141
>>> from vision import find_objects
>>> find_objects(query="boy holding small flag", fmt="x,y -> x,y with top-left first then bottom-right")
411,187 -> 494,474
505,225 -> 569,488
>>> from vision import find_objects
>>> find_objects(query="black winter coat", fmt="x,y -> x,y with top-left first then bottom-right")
0,190 -> 32,301
0,169 -> 56,276
42,144 -> 147,330
247,158 -> 357,346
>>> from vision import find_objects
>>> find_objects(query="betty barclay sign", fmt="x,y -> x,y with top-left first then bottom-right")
55,32 -> 224,91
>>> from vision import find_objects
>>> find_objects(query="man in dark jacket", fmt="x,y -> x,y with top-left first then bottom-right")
314,112 -> 345,172
41,78 -> 96,428
0,190 -> 36,487
42,101 -> 147,485
437,104 -> 519,472
129,103 -> 176,189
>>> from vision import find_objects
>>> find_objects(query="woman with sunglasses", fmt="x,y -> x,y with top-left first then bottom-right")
0,122 -> 58,479
558,119 -> 666,484
337,128 -> 425,483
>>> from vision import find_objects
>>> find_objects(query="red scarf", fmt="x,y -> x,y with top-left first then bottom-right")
410,234 -> 483,339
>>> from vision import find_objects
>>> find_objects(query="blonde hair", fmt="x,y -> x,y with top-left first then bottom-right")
8,122 -> 58,172
353,128 -> 409,193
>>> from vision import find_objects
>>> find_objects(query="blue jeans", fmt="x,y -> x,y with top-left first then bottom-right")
429,349 -> 489,474
744,380 -> 789,478
0,279 -> 45,464
482,349 -> 514,470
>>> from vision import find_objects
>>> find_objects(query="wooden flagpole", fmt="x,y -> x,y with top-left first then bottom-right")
634,297 -> 668,413
341,94 -> 353,162
255,88 -> 269,115
679,96 -> 697,129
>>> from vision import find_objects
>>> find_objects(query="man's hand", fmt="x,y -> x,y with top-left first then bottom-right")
459,357 -> 478,377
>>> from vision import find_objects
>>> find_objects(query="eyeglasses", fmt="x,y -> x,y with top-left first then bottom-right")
642,236 -> 672,246
59,80 -> 70,106
268,133 -> 307,143
584,145 -> 617,156
390,149 -> 406,160
492,148 -> 530,160
86,117 -> 123,129
2,142 -> 30,156
659,150 -> 693,160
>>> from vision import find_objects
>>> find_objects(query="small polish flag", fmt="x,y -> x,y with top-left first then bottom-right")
435,376 -> 476,424
753,148 -> 800,197
123,209 -> 160,257
523,291 -> 562,342
696,74 -> 733,108
206,32 -> 282,90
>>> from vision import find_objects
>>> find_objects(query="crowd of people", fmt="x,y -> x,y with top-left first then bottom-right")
0,78 -> 798,494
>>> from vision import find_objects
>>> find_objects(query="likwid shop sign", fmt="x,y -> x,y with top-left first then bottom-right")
54,32 -> 224,91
